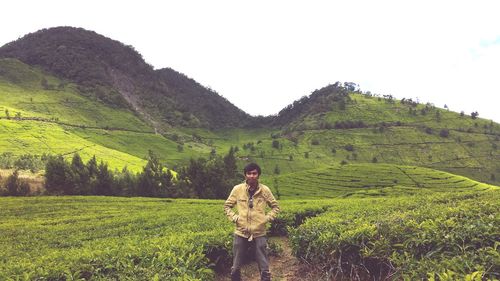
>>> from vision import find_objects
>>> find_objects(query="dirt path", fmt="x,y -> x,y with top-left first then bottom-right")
215,236 -> 319,281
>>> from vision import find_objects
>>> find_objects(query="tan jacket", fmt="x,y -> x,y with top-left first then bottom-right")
224,182 -> 280,240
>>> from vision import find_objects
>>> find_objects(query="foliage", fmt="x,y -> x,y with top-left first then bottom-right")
176,147 -> 239,199
0,197 -> 229,280
288,191 -> 500,280
273,82 -> 351,127
0,152 -> 46,172
39,148 -> 239,199
3,169 -> 30,196
2,190 -> 497,279
137,150 -> 173,197
439,128 -> 450,138
272,140 -> 280,149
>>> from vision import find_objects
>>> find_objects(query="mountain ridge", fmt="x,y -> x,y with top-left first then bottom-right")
0,26 -> 252,130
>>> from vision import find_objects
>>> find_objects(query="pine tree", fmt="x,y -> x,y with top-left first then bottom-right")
138,150 -> 167,197
45,155 -> 73,194
115,166 -> 137,196
87,156 -> 98,194
223,146 -> 238,180
5,170 -> 21,196
70,153 -> 90,194
94,161 -> 113,195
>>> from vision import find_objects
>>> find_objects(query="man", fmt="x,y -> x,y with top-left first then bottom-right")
224,163 -> 280,281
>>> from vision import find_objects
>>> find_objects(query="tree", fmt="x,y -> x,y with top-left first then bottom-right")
5,109 -> 10,119
5,170 -> 30,196
223,147 -> 238,180
274,165 -> 280,175
273,177 -> 281,200
343,82 -> 357,92
138,150 -> 162,197
45,155 -> 73,194
177,148 -> 240,199
114,167 -> 137,196
439,129 -> 450,138
87,156 -> 98,179
435,111 -> 441,122
0,152 -> 15,169
138,150 -> 173,197
210,148 -> 217,159
94,161 -> 114,195
272,140 -> 280,149
471,111 -> 479,119
70,153 -> 90,194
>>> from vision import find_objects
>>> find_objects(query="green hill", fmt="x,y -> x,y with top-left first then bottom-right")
1,27 -> 500,190
0,27 -> 251,130
0,58 -> 211,172
231,84 -> 500,187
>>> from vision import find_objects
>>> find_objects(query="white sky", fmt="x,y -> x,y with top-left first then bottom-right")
2,0 -> 500,122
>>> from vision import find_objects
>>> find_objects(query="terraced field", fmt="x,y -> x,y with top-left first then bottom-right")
0,196 -> 333,280
270,163 -> 494,198
289,190 -> 499,280
1,189 -> 498,280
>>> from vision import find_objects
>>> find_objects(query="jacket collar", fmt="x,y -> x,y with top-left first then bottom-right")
245,182 -> 261,195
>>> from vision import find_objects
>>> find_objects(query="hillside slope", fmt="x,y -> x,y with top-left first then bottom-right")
0,26 -> 251,129
244,84 -> 500,186
0,59 -> 211,171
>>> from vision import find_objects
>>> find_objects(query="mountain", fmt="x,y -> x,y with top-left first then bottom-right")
0,26 -> 251,129
1,27 -> 500,188
155,67 -> 250,128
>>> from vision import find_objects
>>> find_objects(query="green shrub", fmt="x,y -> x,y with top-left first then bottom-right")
289,192 -> 500,280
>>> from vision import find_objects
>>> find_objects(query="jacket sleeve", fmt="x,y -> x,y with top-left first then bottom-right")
264,188 -> 280,222
224,186 -> 239,222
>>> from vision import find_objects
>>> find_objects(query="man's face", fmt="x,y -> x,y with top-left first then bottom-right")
245,169 -> 259,186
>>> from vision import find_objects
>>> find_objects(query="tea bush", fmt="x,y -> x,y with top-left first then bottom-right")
289,191 -> 500,280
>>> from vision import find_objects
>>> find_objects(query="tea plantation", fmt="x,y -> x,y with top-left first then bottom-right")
1,187 -> 498,280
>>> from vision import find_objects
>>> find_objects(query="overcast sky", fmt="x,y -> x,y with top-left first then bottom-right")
2,0 -> 500,122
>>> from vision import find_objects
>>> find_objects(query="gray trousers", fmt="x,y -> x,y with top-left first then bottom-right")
231,234 -> 269,276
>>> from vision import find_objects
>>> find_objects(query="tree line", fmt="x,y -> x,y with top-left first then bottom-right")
0,148 -> 240,199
